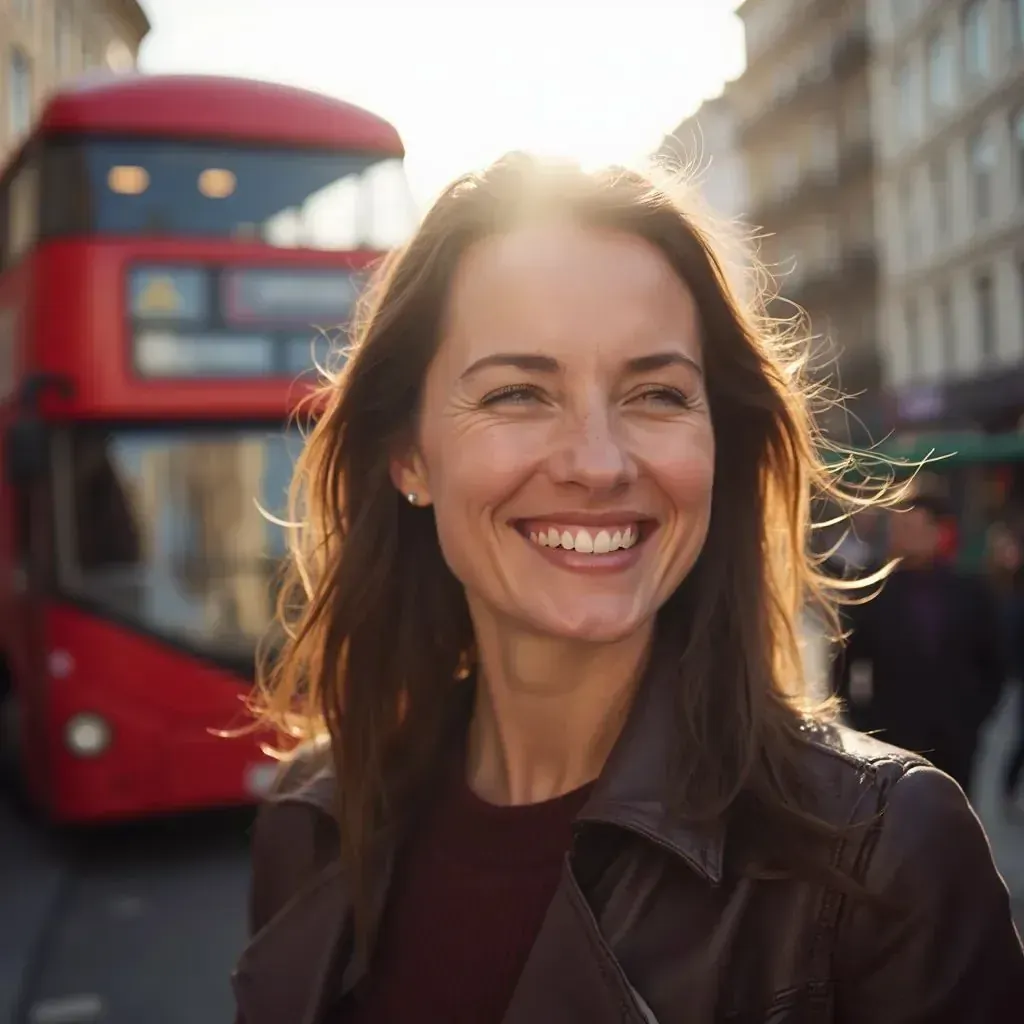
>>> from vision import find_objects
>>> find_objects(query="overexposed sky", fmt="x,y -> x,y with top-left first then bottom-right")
138,0 -> 746,205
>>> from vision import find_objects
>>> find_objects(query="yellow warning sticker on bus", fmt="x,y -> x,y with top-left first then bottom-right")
129,266 -> 208,323
138,276 -> 182,314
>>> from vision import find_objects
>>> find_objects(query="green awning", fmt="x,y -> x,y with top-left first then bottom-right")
874,432 -> 1024,464
821,432 -> 1024,469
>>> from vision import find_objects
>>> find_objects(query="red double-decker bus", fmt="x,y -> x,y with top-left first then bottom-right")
0,73 -> 413,822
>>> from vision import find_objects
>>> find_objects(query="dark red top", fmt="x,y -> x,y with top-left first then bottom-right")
339,762 -> 593,1023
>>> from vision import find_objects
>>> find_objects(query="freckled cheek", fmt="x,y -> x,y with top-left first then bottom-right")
650,447 -> 716,516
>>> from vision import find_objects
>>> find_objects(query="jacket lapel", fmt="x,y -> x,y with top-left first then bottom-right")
232,860 -> 356,1024
502,860 -> 652,1024
579,652 -> 726,884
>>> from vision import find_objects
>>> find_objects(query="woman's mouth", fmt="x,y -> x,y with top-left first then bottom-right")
512,519 -> 656,568
527,524 -> 638,553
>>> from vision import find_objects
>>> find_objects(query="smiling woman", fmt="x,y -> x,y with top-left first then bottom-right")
231,154 -> 1024,1024
397,220 -> 714,655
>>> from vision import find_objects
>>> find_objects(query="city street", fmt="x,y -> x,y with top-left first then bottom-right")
2,685 -> 1023,1024
0,800 -> 252,1024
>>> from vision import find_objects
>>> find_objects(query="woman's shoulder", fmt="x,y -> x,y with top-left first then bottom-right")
247,740 -> 340,935
798,721 -> 933,809
799,724 -> 1008,907
264,737 -> 338,812
809,730 -> 1024,1010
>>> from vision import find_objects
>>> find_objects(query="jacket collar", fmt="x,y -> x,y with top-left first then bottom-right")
264,655 -> 726,881
577,653 -> 725,884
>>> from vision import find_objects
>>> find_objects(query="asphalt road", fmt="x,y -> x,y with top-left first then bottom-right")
1,666 -> 1022,1024
1,800 -> 253,1024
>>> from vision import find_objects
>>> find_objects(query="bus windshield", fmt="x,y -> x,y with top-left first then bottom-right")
80,140 -> 416,251
52,425 -> 301,669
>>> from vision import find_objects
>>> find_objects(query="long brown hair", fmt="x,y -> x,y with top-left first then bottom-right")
253,153 -> 885,933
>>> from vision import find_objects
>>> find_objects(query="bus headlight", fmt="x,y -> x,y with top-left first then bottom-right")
64,713 -> 112,758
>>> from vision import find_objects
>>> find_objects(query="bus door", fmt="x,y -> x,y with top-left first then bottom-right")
2,383 -> 66,808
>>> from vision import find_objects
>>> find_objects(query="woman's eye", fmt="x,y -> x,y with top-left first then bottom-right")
632,386 -> 693,408
480,384 -> 543,406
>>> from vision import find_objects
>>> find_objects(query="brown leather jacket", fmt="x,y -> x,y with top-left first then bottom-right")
232,670 -> 1024,1023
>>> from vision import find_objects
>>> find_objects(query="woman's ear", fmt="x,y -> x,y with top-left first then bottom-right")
389,444 -> 432,508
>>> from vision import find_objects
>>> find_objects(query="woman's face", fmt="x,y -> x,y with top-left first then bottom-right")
394,221 -> 715,644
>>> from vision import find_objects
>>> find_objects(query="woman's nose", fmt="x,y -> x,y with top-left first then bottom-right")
547,410 -> 637,492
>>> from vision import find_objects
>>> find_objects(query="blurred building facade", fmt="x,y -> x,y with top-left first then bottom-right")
0,0 -> 148,161
870,0 -> 1024,436
731,0 -> 881,442
660,93 -> 750,224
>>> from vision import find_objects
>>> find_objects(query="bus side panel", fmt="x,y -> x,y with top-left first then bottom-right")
42,602 -> 276,822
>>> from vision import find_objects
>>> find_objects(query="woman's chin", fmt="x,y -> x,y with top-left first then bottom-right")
526,607 -> 649,646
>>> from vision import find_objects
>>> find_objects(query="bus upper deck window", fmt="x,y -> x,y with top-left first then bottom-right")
198,168 -> 236,199
108,165 -> 148,195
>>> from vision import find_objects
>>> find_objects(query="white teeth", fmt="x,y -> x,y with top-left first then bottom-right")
526,524 -> 641,555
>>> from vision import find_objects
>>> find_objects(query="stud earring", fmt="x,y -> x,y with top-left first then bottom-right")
406,492 -> 418,505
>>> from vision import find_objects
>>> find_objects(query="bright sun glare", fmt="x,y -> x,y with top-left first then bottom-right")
139,0 -> 746,207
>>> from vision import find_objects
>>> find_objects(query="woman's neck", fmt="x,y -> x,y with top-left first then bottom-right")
464,614 -> 652,807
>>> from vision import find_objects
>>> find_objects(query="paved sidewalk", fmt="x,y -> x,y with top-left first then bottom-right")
973,684 -> 1024,932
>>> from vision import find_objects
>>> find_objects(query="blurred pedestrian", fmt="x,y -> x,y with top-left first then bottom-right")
987,522 -> 1024,817
833,495 -> 1006,797
232,155 -> 1024,1024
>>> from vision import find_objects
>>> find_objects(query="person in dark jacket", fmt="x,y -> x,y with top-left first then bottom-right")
833,496 -> 1006,796
233,155 -> 1024,1024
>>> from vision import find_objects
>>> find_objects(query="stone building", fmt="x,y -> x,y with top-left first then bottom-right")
0,0 -> 149,161
660,91 -> 750,224
869,0 -> 1024,438
731,0 -> 881,441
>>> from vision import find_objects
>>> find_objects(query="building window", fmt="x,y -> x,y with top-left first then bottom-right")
937,287 -> 956,372
927,30 -> 955,108
1019,263 -> 1024,344
54,0 -> 74,75
964,0 -> 992,80
81,35 -> 101,71
1010,0 -> 1024,52
896,59 -> 917,137
1014,109 -> 1024,197
975,271 -> 997,362
104,39 -> 134,74
843,94 -> 871,139
772,150 -> 799,195
7,163 -> 39,263
903,180 -> 919,264
8,47 -> 32,139
930,154 -> 949,240
969,129 -> 997,221
810,121 -> 838,175
905,300 -> 920,379
891,0 -> 914,32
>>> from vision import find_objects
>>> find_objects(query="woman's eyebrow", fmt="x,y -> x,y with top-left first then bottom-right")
458,350 -> 703,381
